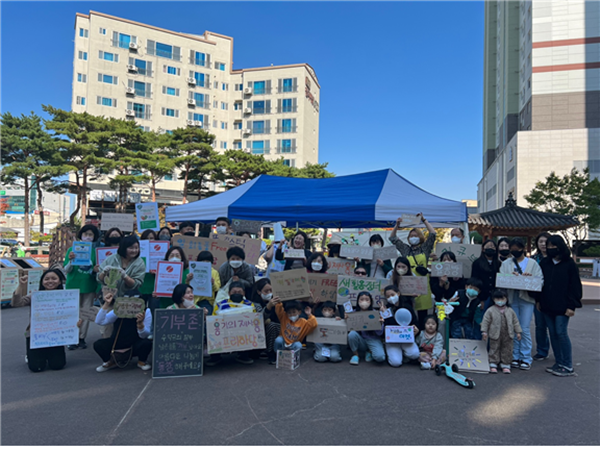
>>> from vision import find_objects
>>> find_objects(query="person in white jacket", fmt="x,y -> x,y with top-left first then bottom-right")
499,238 -> 543,371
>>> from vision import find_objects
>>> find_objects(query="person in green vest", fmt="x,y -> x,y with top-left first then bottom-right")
16,242 -> 26,258
64,225 -> 101,350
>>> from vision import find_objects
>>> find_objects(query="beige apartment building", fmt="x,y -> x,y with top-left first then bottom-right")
72,11 -> 320,206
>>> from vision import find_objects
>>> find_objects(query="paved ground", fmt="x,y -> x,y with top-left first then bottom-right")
2,304 -> 599,446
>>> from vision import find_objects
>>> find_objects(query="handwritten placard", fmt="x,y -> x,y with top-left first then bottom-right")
148,241 -> 169,273
136,202 -> 160,232
27,269 -> 44,295
276,349 -> 301,370
336,276 -> 385,305
385,325 -> 415,343
399,277 -> 429,296
154,261 -> 184,297
231,219 -> 262,234
340,245 -> 374,260
306,318 -> 348,345
449,338 -> 490,373
153,308 -> 204,378
380,308 -> 393,319
345,310 -> 381,331
271,269 -> 310,301
30,289 -> 80,349
189,261 -> 212,297
113,297 -> 146,318
1,268 -> 19,300
372,246 -> 399,262
101,213 -> 134,232
96,247 -> 118,266
430,262 -> 464,278
206,312 -> 266,354
307,273 -> 338,304
171,235 -> 262,266
71,241 -> 93,266
80,306 -> 100,322
283,248 -> 306,259
326,258 -> 356,276
210,234 -> 262,265
495,274 -> 543,292
434,243 -> 481,278
401,213 -> 421,226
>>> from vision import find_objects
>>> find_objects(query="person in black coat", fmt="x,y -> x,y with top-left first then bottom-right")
448,278 -> 484,339
430,251 -> 466,301
538,235 -> 583,377
275,230 -> 312,271
471,239 -> 502,310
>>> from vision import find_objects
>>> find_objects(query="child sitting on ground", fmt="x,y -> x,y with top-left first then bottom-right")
448,278 -> 483,339
313,301 -> 343,363
274,300 -> 317,354
481,290 -> 522,374
416,315 -> 446,370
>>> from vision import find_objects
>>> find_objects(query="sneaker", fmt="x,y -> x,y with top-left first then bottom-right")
350,355 -> 359,365
490,367 -> 498,374
137,361 -> 151,371
205,355 -> 222,367
259,351 -> 269,360
67,344 -> 78,351
511,360 -> 520,368
78,339 -> 87,350
546,363 -> 560,373
235,353 -> 254,365
96,361 -> 117,373
365,352 -> 373,363
552,367 -> 575,377
519,362 -> 531,371
533,353 -> 549,361
420,362 -> 431,370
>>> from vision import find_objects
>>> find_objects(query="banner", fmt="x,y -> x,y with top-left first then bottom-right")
136,202 -> 160,232
385,325 -> 415,343
434,243 -> 481,278
345,310 -> 382,331
71,241 -> 93,266
188,261 -> 213,297
399,277 -> 429,296
336,276 -> 385,305
306,318 -> 348,345
26,269 -> 44,295
153,309 -> 205,378
96,247 -> 118,266
326,258 -> 356,276
307,273 -> 338,304
231,219 -> 262,234
372,246 -> 399,262
430,262 -> 464,278
154,261 -> 184,297
340,245 -> 374,260
206,312 -> 266,354
495,274 -> 543,292
271,269 -> 310,301
113,297 -> 146,318
30,289 -> 80,349
1,269 -> 19,300
101,213 -> 134,232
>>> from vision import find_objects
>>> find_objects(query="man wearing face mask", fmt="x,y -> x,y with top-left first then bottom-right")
448,278 -> 484,340
218,247 -> 255,296
429,228 -> 465,262
178,221 -> 196,237
214,217 -> 233,235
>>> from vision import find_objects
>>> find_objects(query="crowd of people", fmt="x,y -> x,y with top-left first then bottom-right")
12,214 -> 583,378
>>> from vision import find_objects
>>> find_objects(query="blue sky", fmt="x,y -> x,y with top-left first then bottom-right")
1,1 -> 484,201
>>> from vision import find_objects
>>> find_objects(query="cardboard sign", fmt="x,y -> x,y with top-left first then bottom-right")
276,349 -> 301,370
205,312 -> 266,354
326,258 -> 356,276
434,243 -> 481,278
400,213 -> 421,226
30,289 -> 80,349
26,269 -> 44,295
336,276 -> 386,305
0,268 -> 19,300
231,219 -> 262,234
113,297 -> 146,318
210,234 -> 262,265
188,261 -> 212,297
345,310 -> 382,332
385,325 -> 415,343
154,261 -> 184,297
136,202 -> 160,232
271,269 -> 310,301
306,317 -> 348,344
430,262 -> 464,278
171,235 -> 261,266
96,247 -> 118,266
80,306 -> 100,322
283,248 -> 306,259
495,273 -> 543,292
153,308 -> 205,378
71,241 -> 93,266
101,213 -> 134,232
372,246 -> 399,262
399,276 -> 429,296
340,245 -> 374,260
307,273 -> 338,304
449,338 -> 490,373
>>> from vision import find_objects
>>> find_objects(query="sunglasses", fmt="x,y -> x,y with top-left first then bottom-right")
355,271 -> 367,275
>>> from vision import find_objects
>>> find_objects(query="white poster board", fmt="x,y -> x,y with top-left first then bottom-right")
154,261 -> 184,297
188,261 -> 213,297
385,325 -> 415,343
205,313 -> 266,354
372,246 -> 399,262
1,269 -> 19,300
434,243 -> 481,278
27,269 -> 44,295
449,338 -> 490,373
96,247 -> 118,266
495,274 -> 543,292
136,202 -> 160,232
430,262 -> 464,278
101,213 -> 134,232
30,289 -> 80,349
340,245 -> 374,260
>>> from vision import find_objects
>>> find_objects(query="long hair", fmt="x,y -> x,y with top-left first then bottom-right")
39,269 -> 65,291
391,256 -> 413,287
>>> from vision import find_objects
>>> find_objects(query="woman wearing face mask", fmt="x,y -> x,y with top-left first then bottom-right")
347,292 -> 387,365
167,284 -> 207,312
139,229 -> 159,315
429,251 -> 466,301
218,246 -> 255,294
471,239 -> 502,311
356,234 -> 394,279
157,246 -> 193,308
12,269 -> 75,372
103,228 -> 124,248
64,224 -> 101,350
381,285 -> 420,368
158,227 -> 173,242
306,252 -> 328,274
251,278 -> 282,364
275,231 -> 312,271
531,232 -> 551,361
98,235 -> 146,298
499,238 -> 543,371
497,238 -> 511,263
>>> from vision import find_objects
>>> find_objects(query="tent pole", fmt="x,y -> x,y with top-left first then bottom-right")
296,222 -> 299,232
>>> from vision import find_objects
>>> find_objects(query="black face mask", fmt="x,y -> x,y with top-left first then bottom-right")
484,248 -> 497,257
499,249 -> 511,257
158,234 -> 171,241
511,250 -> 524,259
107,237 -> 121,246
546,248 -> 559,259
183,232 -> 195,236
230,293 -> 244,303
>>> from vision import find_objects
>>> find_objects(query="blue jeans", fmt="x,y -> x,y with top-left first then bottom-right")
348,331 -> 386,362
275,336 -> 302,352
544,313 -> 572,369
533,307 -> 550,357
450,319 -> 474,339
511,296 -> 534,364
313,343 -> 342,362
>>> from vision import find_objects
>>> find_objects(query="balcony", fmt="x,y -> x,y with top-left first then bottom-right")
276,147 -> 297,154
276,126 -> 297,133
277,106 -> 298,113
251,127 -> 270,135
277,86 -> 298,93
252,87 -> 272,95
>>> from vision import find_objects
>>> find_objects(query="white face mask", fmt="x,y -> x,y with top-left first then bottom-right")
183,299 -> 195,308
495,300 -> 507,307
409,237 -> 421,246
81,236 -> 94,242
371,244 -> 382,249
311,262 -> 323,271
358,300 -> 371,310
169,257 -> 181,262
451,236 -> 462,244
322,310 -> 334,318
229,260 -> 243,269
261,292 -> 273,301
387,295 -> 399,305
289,315 -> 299,322
216,226 -> 227,235
396,268 -> 408,276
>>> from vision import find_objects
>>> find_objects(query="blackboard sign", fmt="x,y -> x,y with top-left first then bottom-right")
152,308 -> 205,379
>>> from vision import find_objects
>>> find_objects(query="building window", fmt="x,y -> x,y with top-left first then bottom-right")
253,101 -> 265,114
165,65 -> 180,76
215,62 -> 225,71
253,121 -> 265,134
164,173 -> 174,181
130,58 -> 152,77
213,81 -> 218,89
147,41 -> 181,60
99,51 -> 118,62
283,159 -> 295,167
281,119 -> 292,133
193,93 -> 205,107
222,83 -> 228,91
100,74 -> 118,85
283,78 -> 293,92
117,33 -> 132,49
235,84 -> 243,91
76,96 -> 86,106
191,71 -> 207,87
132,103 -> 146,119
77,73 -> 87,83
252,141 -> 264,154
162,108 -> 178,117
234,122 -> 242,130
78,51 -> 88,61
213,120 -> 218,128
191,113 -> 204,123
193,51 -> 206,67
233,141 -> 242,149
221,122 -> 227,130
157,42 -> 173,59
98,97 -> 116,107
213,101 -> 218,108
254,81 -> 266,95
281,139 -> 292,153
134,81 -> 147,97
164,86 -> 179,96
234,102 -> 242,111
282,98 -> 293,113
220,141 -> 227,149
221,102 -> 228,110
79,28 -> 88,38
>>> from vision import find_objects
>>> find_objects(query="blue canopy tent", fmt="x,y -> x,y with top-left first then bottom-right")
165,169 -> 468,229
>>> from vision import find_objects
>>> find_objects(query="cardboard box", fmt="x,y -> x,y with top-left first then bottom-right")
306,318 -> 348,345
276,349 -> 301,370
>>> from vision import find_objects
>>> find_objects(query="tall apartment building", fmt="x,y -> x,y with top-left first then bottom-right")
478,1 -> 599,215
72,11 -> 320,206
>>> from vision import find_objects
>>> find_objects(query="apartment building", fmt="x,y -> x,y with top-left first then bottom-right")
72,11 -> 320,205
478,1 -> 599,213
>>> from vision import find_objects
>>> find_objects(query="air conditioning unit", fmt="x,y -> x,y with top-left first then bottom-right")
243,108 -> 252,114
125,87 -> 135,95
125,109 -> 134,116
126,64 -> 137,72
243,128 -> 252,135
187,98 -> 196,106
186,120 -> 194,126
194,120 -> 202,127
243,87 -> 252,95
129,42 -> 138,50
186,77 -> 197,85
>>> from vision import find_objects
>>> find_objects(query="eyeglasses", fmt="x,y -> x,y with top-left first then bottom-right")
355,271 -> 367,275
